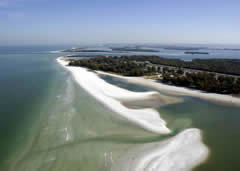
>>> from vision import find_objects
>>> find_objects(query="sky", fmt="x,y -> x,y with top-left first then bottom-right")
0,0 -> 240,45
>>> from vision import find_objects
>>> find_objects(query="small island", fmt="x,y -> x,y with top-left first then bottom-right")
224,48 -> 240,51
163,47 -> 205,51
67,55 -> 240,95
111,48 -> 159,52
60,47 -> 159,53
61,49 -> 113,53
184,51 -> 209,55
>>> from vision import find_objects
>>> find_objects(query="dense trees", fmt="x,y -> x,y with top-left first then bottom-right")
162,71 -> 240,94
185,59 -> 240,75
119,56 -> 240,75
68,55 -> 240,94
68,55 -> 240,75
68,56 -> 156,76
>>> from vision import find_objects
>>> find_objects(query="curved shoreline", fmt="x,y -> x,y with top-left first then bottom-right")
56,57 -> 209,171
57,57 -> 171,134
96,71 -> 240,106
111,128 -> 209,171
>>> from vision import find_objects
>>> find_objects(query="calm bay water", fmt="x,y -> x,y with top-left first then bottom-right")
100,74 -> 240,171
63,44 -> 240,61
0,46 -> 240,171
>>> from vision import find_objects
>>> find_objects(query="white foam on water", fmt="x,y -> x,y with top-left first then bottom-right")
57,57 -> 170,134
57,57 -> 209,171
111,129 -> 209,171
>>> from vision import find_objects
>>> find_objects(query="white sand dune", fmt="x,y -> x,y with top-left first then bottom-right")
57,57 -> 170,134
57,57 -> 209,171
97,71 -> 240,106
111,128 -> 208,171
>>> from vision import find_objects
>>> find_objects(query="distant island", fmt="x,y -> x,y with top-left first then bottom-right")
111,48 -> 159,52
184,51 -> 209,55
60,47 -> 159,53
223,48 -> 240,51
67,55 -> 240,95
163,47 -> 205,51
61,49 -> 114,53
66,54 -> 105,58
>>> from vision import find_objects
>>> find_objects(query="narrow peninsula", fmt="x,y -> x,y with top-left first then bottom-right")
67,55 -> 240,95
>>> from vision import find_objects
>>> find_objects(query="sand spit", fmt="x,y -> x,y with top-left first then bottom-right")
121,93 -> 182,109
97,71 -> 240,106
111,128 -> 208,171
57,57 -> 171,134
57,57 -> 209,171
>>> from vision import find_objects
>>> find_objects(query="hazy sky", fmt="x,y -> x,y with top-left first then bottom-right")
1,0 -> 240,45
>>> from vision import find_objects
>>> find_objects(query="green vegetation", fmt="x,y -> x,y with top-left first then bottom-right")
69,56 -> 157,76
120,56 -> 240,75
68,55 -> 240,94
162,70 -> 240,94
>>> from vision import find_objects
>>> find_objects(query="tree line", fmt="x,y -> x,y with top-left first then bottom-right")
68,56 -> 158,76
162,71 -> 240,94
120,56 -> 240,75
68,55 -> 240,94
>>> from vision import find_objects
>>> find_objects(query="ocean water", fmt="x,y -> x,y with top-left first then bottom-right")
62,44 -> 240,61
0,47 -> 162,171
0,45 -> 240,171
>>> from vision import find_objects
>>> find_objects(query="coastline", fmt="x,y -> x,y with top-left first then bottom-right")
56,57 -> 171,134
96,71 -> 240,106
56,57 -> 209,171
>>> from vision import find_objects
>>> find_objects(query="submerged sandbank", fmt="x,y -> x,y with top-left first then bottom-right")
111,128 -> 208,171
57,57 -> 209,170
57,57 -> 171,134
97,71 -> 240,106
121,93 -> 181,109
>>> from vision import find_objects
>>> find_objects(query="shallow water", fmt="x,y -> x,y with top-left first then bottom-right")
100,74 -> 240,171
0,47 -> 166,171
1,46 -> 240,171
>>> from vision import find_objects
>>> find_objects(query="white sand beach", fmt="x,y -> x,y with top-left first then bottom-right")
97,71 -> 240,106
57,57 -> 209,171
57,57 -> 171,134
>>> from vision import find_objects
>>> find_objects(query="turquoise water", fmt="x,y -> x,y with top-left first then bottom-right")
100,74 -> 240,171
0,46 -> 64,169
1,46 -> 240,171
0,47 -> 163,171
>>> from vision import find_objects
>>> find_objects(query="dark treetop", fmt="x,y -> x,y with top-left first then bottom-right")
68,55 -> 240,94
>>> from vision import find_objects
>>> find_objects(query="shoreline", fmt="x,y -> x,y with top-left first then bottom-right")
56,57 -> 171,134
56,57 -> 209,170
96,71 -> 240,106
